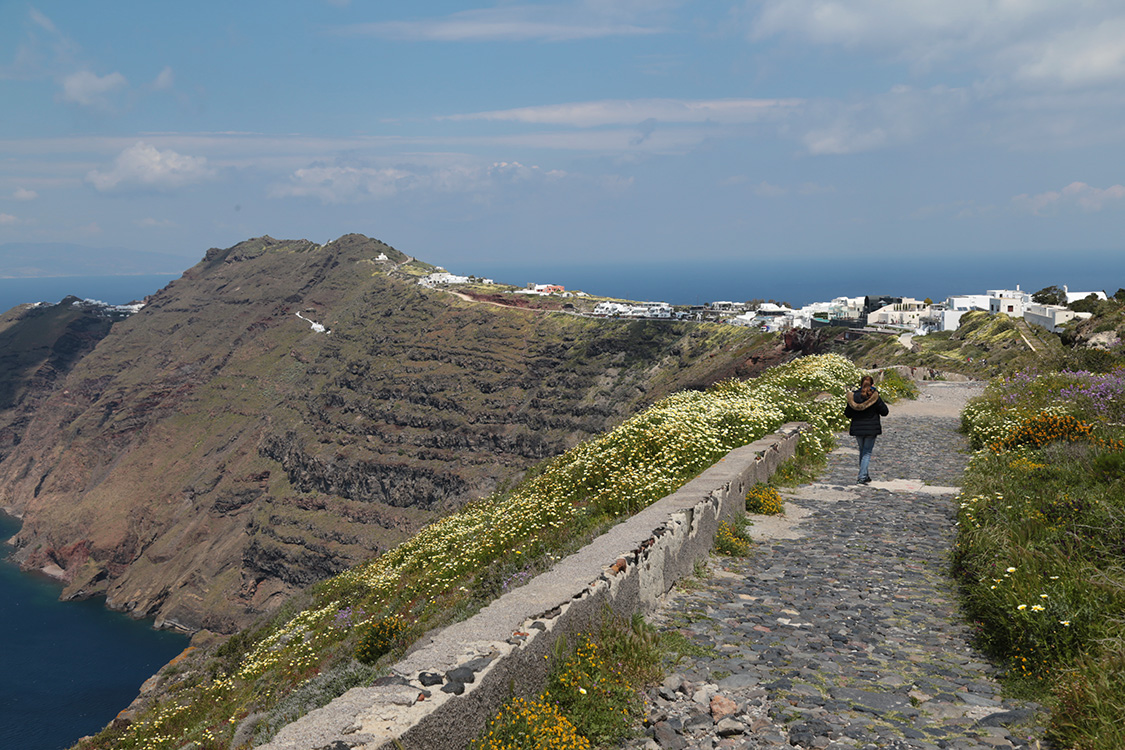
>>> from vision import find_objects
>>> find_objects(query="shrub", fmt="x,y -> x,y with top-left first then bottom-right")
877,369 -> 920,401
1049,644 -> 1125,750
746,483 -> 784,515
714,518 -> 751,557
991,413 -> 1124,454
254,660 -> 382,744
355,615 -> 406,665
771,439 -> 832,486
469,697 -> 590,750
544,616 -> 660,746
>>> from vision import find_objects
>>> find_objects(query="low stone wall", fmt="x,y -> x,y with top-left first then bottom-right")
258,422 -> 806,750
871,365 -> 972,383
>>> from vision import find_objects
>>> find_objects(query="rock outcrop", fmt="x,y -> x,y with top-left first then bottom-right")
0,234 -> 779,633
0,297 -> 122,464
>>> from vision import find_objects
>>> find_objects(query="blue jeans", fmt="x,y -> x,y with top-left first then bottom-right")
855,435 -> 877,481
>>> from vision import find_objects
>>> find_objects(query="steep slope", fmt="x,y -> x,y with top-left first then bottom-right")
0,298 -> 123,463
0,234 -> 777,633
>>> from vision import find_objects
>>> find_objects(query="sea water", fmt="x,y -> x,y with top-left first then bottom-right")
467,254 -> 1123,307
0,274 -> 180,314
0,272 -> 189,750
0,514 -> 189,750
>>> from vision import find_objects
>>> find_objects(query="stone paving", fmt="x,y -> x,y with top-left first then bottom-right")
635,384 -> 1049,750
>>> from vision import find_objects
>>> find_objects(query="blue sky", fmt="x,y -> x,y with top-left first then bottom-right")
1,1 -> 1124,280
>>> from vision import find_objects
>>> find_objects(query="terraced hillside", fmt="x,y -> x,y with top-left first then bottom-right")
0,234 -> 780,633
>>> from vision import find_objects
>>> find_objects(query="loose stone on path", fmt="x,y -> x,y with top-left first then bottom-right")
637,383 -> 1048,750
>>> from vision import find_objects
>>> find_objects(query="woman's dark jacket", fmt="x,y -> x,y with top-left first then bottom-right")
844,389 -> 889,436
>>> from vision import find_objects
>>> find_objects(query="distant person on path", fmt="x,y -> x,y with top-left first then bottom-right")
844,375 -> 889,484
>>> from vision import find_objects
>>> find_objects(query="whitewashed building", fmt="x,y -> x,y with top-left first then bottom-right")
418,272 -> 470,288
947,294 -> 991,311
867,298 -> 931,328
987,287 -> 1030,316
1063,286 -> 1107,304
593,302 -> 630,316
708,301 -> 746,313
1024,304 -> 1094,332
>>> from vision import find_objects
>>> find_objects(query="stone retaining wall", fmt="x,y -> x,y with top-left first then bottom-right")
258,422 -> 806,750
871,365 -> 972,383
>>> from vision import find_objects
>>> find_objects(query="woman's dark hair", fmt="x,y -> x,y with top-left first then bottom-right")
859,375 -> 875,388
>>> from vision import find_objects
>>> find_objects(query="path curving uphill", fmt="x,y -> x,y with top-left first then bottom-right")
642,382 -> 1049,750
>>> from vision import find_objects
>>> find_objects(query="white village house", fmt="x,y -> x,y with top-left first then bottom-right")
866,298 -> 931,328
593,301 -> 673,318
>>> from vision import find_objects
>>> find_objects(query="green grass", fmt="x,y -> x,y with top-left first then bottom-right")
471,612 -> 665,750
714,516 -> 752,557
840,310 -> 1069,378
876,368 -> 920,401
768,441 -> 830,487
955,367 -> 1125,749
543,614 -> 663,746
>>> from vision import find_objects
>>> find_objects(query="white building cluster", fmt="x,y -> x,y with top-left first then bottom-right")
417,271 -> 494,288
593,301 -> 674,318
932,285 -> 1104,333
729,297 -> 865,332
719,285 -> 1105,335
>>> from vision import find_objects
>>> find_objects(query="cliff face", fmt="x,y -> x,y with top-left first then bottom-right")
0,298 -> 120,465
0,234 -> 776,633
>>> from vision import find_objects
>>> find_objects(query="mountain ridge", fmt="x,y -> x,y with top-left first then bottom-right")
0,233 -> 785,634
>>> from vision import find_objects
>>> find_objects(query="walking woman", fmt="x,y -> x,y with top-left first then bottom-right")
844,375 -> 889,484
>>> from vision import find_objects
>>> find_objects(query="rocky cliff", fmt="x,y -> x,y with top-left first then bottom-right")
0,298 -> 122,465
0,234 -> 779,633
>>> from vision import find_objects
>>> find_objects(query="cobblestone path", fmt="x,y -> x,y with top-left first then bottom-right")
638,384 -> 1048,750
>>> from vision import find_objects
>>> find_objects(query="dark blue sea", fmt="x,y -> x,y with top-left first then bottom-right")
467,253 -> 1125,306
0,274 -> 180,315
0,514 -> 188,750
2,258 -> 1119,312
1,274 -> 189,750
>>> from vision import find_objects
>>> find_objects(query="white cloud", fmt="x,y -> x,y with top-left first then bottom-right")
2,8 -> 78,81
271,158 -> 575,203
86,142 -> 216,192
754,0 -> 1019,51
797,182 -> 835,195
0,213 -> 18,225
60,69 -> 127,108
153,66 -> 174,90
753,181 -> 787,197
799,84 -> 968,155
28,8 -> 59,34
273,165 -> 418,202
752,0 -> 1125,89
443,97 -> 801,127
335,4 -> 667,42
1007,19 -> 1125,87
13,187 -> 38,201
722,178 -> 834,196
134,217 -> 177,228
1013,181 -> 1125,214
